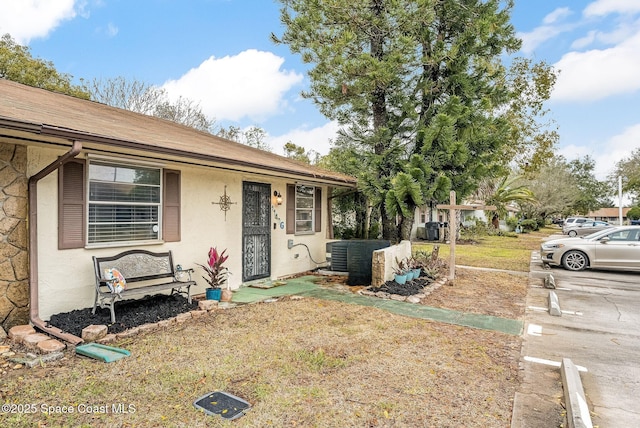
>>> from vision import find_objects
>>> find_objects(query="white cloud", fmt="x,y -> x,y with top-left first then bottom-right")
544,7 -> 573,24
0,0 -> 77,44
584,0 -> 640,17
571,30 -> 597,49
561,124 -> 640,180
162,49 -> 303,122
552,30 -> 640,101
105,22 -> 119,37
518,7 -> 574,54
267,121 -> 341,157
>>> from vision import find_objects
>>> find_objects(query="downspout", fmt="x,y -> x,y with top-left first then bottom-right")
28,141 -> 84,344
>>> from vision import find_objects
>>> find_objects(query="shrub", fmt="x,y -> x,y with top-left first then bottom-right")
519,219 -> 539,232
505,217 -> 519,231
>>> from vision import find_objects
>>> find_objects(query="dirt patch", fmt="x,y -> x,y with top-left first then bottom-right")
424,268 -> 528,319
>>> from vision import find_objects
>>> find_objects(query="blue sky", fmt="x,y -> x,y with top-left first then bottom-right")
1,0 -> 640,182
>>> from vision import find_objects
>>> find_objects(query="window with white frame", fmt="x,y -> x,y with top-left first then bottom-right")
88,161 -> 162,244
295,184 -> 315,234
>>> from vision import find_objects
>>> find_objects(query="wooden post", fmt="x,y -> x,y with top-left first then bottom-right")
436,191 -> 496,281
448,191 -> 457,281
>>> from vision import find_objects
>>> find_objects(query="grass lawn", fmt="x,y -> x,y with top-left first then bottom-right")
413,227 -> 556,272
0,227 -> 556,427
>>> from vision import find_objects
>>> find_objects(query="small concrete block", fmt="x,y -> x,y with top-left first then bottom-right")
26,351 -> 65,368
198,300 -> 218,311
81,324 -> 108,342
8,325 -> 36,343
175,312 -> 192,323
37,339 -> 66,354
23,333 -> 51,350
548,291 -> 562,316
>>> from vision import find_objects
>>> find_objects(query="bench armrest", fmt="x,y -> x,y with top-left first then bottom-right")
174,266 -> 194,282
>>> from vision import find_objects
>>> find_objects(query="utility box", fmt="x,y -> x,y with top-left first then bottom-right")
346,240 -> 391,285
327,240 -> 391,284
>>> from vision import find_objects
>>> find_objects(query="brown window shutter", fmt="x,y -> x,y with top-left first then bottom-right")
163,169 -> 181,242
58,159 -> 86,249
314,187 -> 322,232
286,184 -> 295,234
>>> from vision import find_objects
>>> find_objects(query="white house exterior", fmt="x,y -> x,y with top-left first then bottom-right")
0,80 -> 356,336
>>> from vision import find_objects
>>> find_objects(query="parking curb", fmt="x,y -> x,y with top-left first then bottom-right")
548,291 -> 562,316
561,358 -> 593,428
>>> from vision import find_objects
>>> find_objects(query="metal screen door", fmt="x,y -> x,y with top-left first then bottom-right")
242,182 -> 271,281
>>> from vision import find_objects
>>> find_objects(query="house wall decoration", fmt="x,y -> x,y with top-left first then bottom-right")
212,185 -> 237,221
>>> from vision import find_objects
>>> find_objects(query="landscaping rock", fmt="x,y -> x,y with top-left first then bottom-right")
23,333 -> 50,350
116,327 -> 140,339
198,299 -> 218,311
138,323 -> 158,333
175,312 -> 192,323
81,324 -> 108,342
37,339 -> 65,354
8,324 -> 35,343
190,310 -> 207,318
97,334 -> 117,344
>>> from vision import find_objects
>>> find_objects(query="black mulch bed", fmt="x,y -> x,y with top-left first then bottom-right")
48,294 -> 199,337
367,277 -> 434,296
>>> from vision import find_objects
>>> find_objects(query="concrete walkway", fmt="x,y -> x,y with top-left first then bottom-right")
232,275 -> 523,336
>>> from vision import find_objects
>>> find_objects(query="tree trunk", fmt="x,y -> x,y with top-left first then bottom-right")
381,209 -> 398,243
399,208 -> 415,241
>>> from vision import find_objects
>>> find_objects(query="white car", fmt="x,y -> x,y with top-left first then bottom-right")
541,226 -> 640,271
562,217 -> 589,234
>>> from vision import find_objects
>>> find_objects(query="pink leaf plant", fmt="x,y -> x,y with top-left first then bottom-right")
197,247 -> 229,289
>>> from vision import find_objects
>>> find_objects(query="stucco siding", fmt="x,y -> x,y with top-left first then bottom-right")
29,146 -> 331,319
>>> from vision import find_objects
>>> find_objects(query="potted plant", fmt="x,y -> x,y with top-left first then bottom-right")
394,257 -> 409,284
197,247 -> 229,301
408,256 -> 422,279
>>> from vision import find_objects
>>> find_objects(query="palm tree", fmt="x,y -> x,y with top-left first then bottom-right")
472,176 -> 537,227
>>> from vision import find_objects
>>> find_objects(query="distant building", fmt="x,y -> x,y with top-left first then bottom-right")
586,208 -> 631,224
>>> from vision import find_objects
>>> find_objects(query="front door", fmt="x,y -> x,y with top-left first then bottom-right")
242,181 -> 271,281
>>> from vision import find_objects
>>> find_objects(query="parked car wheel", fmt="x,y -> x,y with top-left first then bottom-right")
562,250 -> 589,271
568,229 -> 578,237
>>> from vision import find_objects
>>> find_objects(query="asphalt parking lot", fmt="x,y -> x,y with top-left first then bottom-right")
513,235 -> 640,427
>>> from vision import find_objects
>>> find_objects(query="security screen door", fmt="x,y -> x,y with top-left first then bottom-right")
242,182 -> 271,281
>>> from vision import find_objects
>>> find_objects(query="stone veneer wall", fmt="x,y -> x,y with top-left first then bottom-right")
0,143 -> 29,332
